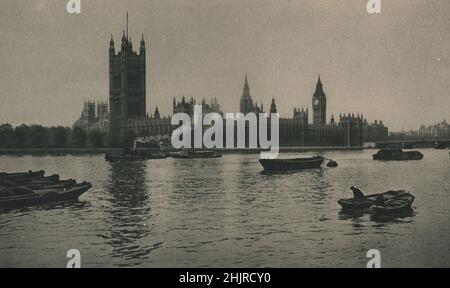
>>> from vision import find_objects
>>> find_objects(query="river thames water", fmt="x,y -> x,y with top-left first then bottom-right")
0,149 -> 449,268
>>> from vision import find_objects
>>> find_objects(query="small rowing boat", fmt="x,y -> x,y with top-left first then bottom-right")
0,182 -> 92,207
338,190 -> 406,210
259,156 -> 324,172
372,193 -> 415,215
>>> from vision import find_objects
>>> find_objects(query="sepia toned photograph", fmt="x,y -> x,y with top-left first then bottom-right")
1,0 -> 449,271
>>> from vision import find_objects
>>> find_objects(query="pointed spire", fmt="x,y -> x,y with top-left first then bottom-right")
110,34 -> 115,52
314,75 -> 325,97
243,73 -> 250,98
270,98 -> 277,114
154,106 -> 160,119
141,34 -> 145,46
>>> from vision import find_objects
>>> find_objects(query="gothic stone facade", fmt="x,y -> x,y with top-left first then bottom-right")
128,76 -> 367,148
73,100 -> 110,132
75,22 -> 386,148
109,30 -> 147,137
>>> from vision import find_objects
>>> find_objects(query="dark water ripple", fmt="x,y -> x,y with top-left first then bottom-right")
0,150 -> 450,267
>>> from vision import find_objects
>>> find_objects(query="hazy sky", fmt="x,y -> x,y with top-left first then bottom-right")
1,0 -> 449,131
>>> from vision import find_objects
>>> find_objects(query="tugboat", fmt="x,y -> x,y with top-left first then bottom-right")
105,140 -> 168,162
259,156 -> 324,172
372,149 -> 423,161
105,150 -> 150,162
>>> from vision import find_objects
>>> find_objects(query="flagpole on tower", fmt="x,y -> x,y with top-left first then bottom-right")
126,11 -> 129,40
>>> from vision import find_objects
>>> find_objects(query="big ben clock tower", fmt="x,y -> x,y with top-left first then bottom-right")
312,76 -> 327,126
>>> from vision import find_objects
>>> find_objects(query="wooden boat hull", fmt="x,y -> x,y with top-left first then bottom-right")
170,151 -> 222,159
338,190 -> 406,210
0,170 -> 46,183
372,194 -> 415,215
105,154 -> 148,162
338,199 -> 374,210
0,170 -> 45,179
373,150 -> 423,161
106,157 -> 148,162
259,157 -> 324,171
1,177 -> 76,190
373,155 -> 423,161
0,183 -> 92,207
105,153 -> 168,162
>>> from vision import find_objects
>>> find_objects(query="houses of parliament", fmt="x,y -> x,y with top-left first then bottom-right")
73,23 -> 388,147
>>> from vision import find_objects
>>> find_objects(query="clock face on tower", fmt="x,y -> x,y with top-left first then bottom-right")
314,99 -> 320,106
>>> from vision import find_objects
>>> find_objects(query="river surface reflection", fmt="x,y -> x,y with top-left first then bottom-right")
0,149 -> 449,267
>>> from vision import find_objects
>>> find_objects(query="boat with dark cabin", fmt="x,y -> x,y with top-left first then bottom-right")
372,149 -> 423,161
259,156 -> 325,172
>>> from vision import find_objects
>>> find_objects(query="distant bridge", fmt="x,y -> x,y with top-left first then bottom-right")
376,139 -> 450,149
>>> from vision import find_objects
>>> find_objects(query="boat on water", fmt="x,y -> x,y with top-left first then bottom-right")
1,178 -> 77,190
105,153 -> 149,162
0,183 -> 92,207
259,156 -> 325,172
0,170 -> 46,183
0,170 -> 45,179
372,149 -> 423,161
169,150 -> 222,159
105,150 -> 168,162
372,193 -> 415,215
434,141 -> 448,149
105,138 -> 169,162
0,170 -> 92,207
338,190 -> 406,210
